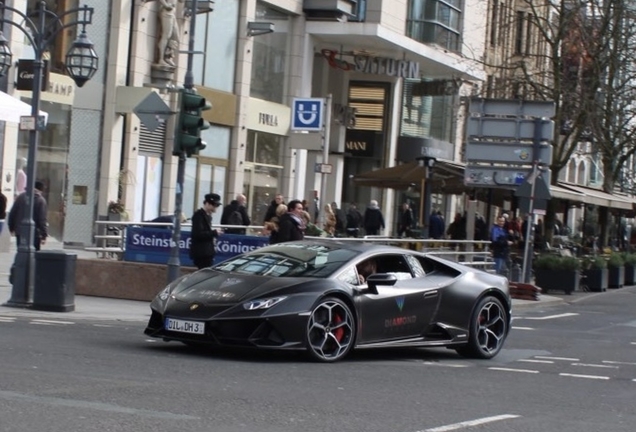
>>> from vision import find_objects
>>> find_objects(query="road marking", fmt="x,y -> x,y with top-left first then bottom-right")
92,324 -> 113,328
421,414 -> 521,432
534,356 -> 579,361
511,326 -> 534,331
0,318 -> 16,322
517,313 -> 578,321
489,367 -> 539,374
603,360 -> 636,366
518,359 -> 554,364
560,373 -> 609,380
571,363 -> 619,369
631,342 -> 636,345
30,319 -> 75,325
422,362 -> 468,368
0,390 -> 199,420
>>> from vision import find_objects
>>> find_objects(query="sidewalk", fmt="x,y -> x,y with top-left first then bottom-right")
0,236 -> 563,321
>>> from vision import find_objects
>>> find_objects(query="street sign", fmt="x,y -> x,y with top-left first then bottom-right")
518,198 -> 548,214
291,98 -> 323,131
467,117 -> 554,141
465,165 -> 552,189
314,163 -> 332,174
465,142 -> 553,165
19,116 -> 36,131
133,91 -> 173,133
468,98 -> 556,118
515,172 -> 552,200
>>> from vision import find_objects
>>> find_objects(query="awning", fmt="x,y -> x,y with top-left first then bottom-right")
306,22 -> 486,81
557,182 -> 634,210
354,160 -> 466,192
549,184 -> 586,202
0,91 -> 49,124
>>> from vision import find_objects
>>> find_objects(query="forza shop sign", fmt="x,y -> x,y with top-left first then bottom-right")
16,59 -> 50,91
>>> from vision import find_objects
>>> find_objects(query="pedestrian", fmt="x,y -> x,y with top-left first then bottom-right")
263,193 -> 285,223
8,180 -> 48,250
323,203 -> 336,236
446,212 -> 467,240
363,200 -> 385,236
429,210 -> 445,239
331,202 -> 347,237
397,202 -> 415,237
346,202 -> 363,237
189,193 -> 221,269
264,203 -> 287,244
490,215 -> 512,276
277,199 -> 305,243
221,193 -> 251,234
301,210 -> 327,237
0,190 -> 7,234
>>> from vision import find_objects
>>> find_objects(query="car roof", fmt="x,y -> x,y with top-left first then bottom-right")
274,239 -> 412,255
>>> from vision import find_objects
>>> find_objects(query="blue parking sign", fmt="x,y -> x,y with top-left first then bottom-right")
291,98 -> 323,131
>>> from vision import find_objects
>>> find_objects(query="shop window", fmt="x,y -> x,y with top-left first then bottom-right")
244,130 -> 284,224
134,155 -> 163,222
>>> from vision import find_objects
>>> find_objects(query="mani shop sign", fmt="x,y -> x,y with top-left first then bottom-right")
123,226 -> 270,266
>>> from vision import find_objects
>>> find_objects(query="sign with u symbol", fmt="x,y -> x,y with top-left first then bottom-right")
291,98 -> 324,131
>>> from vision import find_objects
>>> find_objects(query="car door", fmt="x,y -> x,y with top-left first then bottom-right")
356,253 -> 440,343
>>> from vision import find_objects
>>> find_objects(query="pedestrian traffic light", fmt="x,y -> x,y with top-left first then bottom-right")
173,89 -> 211,157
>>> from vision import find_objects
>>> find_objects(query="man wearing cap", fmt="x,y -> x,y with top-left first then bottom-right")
8,180 -> 48,250
189,193 -> 221,269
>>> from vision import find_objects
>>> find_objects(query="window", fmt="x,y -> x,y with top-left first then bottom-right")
490,0 -> 498,47
525,14 -> 534,55
407,0 -> 463,52
515,11 -> 525,55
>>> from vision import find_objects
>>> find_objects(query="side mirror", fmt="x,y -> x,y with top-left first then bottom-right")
366,273 -> 397,294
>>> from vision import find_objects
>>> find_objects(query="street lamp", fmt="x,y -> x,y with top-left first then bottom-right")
0,1 -> 98,307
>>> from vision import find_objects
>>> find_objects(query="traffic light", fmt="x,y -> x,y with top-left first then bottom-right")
173,89 -> 211,157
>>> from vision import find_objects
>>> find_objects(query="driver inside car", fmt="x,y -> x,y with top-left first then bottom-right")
356,259 -> 377,284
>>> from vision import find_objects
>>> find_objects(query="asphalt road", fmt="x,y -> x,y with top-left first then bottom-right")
1,288 -> 635,432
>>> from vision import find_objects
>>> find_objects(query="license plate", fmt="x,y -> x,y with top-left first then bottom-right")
164,318 -> 205,335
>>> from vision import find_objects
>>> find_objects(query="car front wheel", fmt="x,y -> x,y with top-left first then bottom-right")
456,295 -> 508,359
305,297 -> 356,362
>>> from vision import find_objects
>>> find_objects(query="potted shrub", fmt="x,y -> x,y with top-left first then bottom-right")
582,256 -> 608,292
622,253 -> 636,285
607,253 -> 625,289
107,200 -> 127,221
533,254 -> 580,295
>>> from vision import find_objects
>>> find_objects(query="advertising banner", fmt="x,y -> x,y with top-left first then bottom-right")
123,227 -> 269,266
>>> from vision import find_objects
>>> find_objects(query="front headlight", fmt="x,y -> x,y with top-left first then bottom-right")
243,296 -> 287,310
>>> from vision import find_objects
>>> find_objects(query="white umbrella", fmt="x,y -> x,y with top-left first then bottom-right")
0,90 -> 49,124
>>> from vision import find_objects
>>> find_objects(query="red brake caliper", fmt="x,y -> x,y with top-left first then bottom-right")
333,313 -> 344,342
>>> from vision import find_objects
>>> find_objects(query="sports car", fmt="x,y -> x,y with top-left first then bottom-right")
144,240 -> 511,362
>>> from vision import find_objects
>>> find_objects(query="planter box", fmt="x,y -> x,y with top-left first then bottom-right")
624,264 -> 636,285
534,269 -> 579,294
608,266 -> 625,289
583,268 -> 608,292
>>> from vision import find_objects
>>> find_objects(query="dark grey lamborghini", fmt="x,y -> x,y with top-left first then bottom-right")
144,240 -> 511,362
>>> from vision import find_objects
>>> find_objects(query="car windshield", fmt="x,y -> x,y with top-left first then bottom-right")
212,243 -> 358,278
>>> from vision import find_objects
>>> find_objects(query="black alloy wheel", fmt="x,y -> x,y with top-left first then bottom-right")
305,297 -> 356,362
456,295 -> 508,359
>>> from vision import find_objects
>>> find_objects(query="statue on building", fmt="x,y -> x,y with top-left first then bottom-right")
157,0 -> 180,68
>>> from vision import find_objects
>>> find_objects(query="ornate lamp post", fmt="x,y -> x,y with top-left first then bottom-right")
0,1 -> 98,307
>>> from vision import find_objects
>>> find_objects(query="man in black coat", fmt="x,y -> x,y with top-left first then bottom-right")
189,193 -> 221,269
276,199 -> 305,243
8,181 -> 48,250
221,193 -> 251,234
397,202 -> 415,237
363,200 -> 385,236
263,194 -> 284,223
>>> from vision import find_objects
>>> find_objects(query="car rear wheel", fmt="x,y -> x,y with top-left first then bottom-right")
305,297 -> 356,362
456,295 -> 508,359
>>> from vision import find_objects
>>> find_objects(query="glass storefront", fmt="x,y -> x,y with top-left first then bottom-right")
183,155 -> 227,226
244,130 -> 284,224
16,100 -> 71,240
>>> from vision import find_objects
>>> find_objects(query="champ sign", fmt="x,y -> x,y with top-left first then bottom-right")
123,227 -> 269,266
